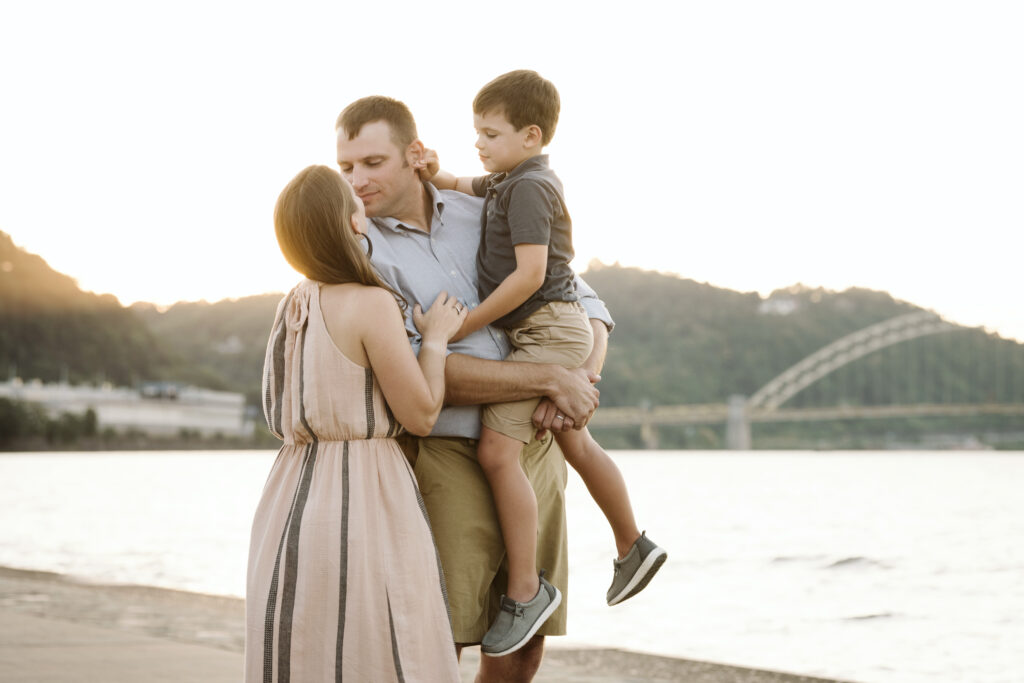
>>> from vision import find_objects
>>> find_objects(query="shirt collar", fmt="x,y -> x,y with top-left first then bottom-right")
490,154 -> 549,191
369,182 -> 446,235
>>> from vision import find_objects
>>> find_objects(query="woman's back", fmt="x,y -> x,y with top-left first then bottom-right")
262,279 -> 401,444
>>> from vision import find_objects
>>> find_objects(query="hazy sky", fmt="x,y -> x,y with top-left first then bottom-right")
2,1 -> 1022,340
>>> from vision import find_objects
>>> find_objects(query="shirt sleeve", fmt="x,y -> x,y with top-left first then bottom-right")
574,274 -> 615,332
506,178 -> 560,246
470,175 -> 492,197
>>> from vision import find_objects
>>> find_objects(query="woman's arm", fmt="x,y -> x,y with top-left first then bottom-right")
360,288 -> 464,436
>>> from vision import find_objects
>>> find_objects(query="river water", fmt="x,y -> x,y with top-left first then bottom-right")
0,449 -> 1021,683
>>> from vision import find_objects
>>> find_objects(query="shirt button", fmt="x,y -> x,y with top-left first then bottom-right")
450,270 -> 456,276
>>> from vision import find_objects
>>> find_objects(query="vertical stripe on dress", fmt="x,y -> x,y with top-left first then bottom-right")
265,291 -> 293,438
387,594 -> 406,683
262,441 -> 311,683
385,403 -> 398,438
334,440 -> 350,683
400,461 -> 453,633
275,318 -> 320,683
364,368 -> 375,438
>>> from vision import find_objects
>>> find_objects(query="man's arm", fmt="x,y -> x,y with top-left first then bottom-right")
534,318 -> 608,434
443,352 -> 600,426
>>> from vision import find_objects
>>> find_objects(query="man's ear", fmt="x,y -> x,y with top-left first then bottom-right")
523,125 -> 543,149
406,139 -> 425,167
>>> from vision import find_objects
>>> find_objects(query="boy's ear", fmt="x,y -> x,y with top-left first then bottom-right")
406,139 -> 425,167
523,125 -> 543,149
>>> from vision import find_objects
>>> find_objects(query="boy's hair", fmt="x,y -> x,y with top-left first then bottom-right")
473,70 -> 560,146
335,96 -> 419,149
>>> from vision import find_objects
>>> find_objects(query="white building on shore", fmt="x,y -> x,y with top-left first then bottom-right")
0,378 -> 252,437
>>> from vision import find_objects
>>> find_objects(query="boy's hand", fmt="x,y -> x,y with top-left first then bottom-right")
414,148 -> 440,181
533,398 -> 576,438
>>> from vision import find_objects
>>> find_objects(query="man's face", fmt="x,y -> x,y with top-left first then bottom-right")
336,120 -> 418,218
474,110 -> 531,174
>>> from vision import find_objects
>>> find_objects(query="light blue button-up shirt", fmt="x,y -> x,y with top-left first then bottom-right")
367,182 -> 614,439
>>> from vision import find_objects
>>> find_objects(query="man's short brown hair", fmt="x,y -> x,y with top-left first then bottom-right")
336,96 -> 419,149
473,70 -> 560,146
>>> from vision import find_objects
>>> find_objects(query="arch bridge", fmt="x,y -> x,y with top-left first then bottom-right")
589,312 -> 1024,448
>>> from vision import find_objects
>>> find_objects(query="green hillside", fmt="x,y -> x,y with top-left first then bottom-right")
2,231 -> 1022,449
0,231 -> 168,386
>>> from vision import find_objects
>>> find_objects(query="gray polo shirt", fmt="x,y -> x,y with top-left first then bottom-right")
367,181 -> 614,440
471,155 -> 577,328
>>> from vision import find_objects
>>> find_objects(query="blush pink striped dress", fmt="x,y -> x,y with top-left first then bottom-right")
245,280 -> 459,683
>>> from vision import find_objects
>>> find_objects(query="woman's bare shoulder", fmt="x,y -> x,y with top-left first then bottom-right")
320,283 -> 401,321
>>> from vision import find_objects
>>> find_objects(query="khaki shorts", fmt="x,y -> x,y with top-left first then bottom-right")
482,301 -> 594,443
412,434 -> 569,644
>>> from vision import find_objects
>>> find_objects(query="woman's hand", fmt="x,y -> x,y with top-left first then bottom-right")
413,290 -> 468,345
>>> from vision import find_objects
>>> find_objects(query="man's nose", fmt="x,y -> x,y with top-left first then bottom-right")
350,168 -> 368,189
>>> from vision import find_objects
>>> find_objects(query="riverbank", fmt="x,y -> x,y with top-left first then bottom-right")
0,566 -> 849,682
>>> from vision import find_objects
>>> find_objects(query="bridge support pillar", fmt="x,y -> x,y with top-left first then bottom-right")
726,395 -> 751,450
639,401 -> 659,449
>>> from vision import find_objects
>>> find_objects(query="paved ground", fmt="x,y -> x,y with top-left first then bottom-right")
0,566 -> 849,682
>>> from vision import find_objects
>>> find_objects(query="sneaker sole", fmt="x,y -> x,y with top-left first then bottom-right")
607,548 -> 667,606
481,588 -> 563,657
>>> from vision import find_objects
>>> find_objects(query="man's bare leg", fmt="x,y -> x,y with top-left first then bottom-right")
475,636 -> 545,683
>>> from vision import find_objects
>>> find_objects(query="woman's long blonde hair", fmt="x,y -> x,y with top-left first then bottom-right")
274,165 -> 404,308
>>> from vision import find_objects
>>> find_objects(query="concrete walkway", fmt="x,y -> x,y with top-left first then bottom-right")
0,611 -> 242,682
0,566 -> 848,683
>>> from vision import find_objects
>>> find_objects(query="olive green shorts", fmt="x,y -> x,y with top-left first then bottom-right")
412,433 -> 569,644
482,301 -> 594,443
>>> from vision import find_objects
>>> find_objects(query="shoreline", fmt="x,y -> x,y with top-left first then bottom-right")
0,565 -> 851,682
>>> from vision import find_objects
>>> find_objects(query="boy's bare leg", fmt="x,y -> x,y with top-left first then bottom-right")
478,425 -> 540,601
556,427 -> 641,559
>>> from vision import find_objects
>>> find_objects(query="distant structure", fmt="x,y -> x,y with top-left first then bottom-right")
0,378 -> 251,437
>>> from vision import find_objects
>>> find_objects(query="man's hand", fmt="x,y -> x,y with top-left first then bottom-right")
532,398 -> 577,439
543,366 -> 599,430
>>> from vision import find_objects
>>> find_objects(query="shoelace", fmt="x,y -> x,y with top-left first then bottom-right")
500,596 -> 525,617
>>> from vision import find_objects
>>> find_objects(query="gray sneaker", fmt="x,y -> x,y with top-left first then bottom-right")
606,532 -> 667,606
481,571 -> 562,657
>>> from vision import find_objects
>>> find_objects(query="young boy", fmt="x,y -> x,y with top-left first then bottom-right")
426,70 -> 666,657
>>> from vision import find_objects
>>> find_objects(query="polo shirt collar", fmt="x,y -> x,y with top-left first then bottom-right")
490,154 -> 549,191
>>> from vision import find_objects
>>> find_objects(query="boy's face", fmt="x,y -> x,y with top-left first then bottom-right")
474,110 -> 534,174
336,120 -> 420,219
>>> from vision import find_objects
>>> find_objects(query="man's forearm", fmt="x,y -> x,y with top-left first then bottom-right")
443,353 -> 556,406
443,349 -> 601,426
583,319 -> 609,375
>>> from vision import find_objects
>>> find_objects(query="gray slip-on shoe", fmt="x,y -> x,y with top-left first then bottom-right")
606,531 -> 667,606
481,571 -> 562,657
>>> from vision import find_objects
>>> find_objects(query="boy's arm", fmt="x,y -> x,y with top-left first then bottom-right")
453,243 -> 546,340
428,169 -> 478,195
415,148 -> 480,195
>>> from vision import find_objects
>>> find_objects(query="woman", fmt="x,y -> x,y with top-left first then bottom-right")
245,165 -> 465,682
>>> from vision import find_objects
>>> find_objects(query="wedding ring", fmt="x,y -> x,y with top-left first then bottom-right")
555,414 -> 564,421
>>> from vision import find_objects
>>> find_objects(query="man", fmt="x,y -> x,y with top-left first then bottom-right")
335,95 -> 613,682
